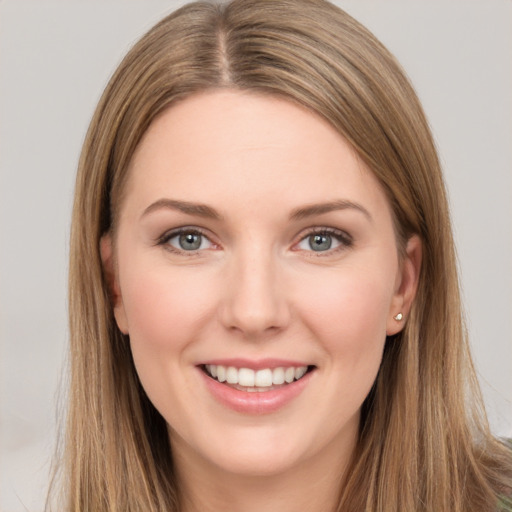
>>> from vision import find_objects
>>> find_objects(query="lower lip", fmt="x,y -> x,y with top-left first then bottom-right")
199,367 -> 314,415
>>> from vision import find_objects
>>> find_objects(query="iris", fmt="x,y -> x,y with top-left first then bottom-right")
309,233 -> 332,251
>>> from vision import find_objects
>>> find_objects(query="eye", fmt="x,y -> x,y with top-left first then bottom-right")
296,229 -> 352,253
160,228 -> 214,253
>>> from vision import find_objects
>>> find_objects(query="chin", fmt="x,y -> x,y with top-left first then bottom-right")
204,440 -> 306,478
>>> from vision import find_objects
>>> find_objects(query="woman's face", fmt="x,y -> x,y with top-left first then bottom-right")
103,90 -> 420,479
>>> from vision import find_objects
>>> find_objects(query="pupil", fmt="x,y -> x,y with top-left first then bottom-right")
310,234 -> 331,251
179,232 -> 201,250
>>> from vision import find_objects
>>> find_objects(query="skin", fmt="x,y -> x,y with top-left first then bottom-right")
101,90 -> 421,512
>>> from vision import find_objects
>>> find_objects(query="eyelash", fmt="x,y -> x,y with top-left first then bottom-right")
157,227 -> 214,255
296,227 -> 353,256
156,226 -> 353,256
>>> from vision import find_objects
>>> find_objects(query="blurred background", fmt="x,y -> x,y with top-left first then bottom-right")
1,1 -> 511,511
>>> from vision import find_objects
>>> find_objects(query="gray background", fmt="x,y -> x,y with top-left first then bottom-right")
1,1 -> 511,511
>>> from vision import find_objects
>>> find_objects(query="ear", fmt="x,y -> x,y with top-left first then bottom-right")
386,234 -> 422,336
100,234 -> 129,334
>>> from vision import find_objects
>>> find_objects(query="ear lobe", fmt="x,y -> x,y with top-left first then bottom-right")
386,234 -> 422,336
100,234 -> 129,334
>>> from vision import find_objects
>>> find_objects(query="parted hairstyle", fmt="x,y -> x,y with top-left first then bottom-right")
50,0 -> 512,510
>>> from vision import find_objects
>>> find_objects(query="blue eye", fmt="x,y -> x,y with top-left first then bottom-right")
307,233 -> 333,251
162,229 -> 213,252
296,229 -> 351,253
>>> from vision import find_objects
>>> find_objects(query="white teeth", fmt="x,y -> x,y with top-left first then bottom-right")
226,366 -> 238,384
204,364 -> 310,388
295,366 -> 307,380
255,369 -> 273,387
272,367 -> 285,385
217,365 -> 226,382
238,368 -> 255,387
284,367 -> 295,383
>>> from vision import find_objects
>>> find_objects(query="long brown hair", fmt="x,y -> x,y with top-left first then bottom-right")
50,1 -> 512,510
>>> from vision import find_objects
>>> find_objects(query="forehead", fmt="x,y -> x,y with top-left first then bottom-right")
121,89 -> 392,223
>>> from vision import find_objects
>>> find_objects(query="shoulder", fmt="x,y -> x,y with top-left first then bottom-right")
497,439 -> 512,511
498,498 -> 512,512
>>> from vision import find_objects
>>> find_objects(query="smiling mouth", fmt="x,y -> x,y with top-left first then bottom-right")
201,364 -> 315,392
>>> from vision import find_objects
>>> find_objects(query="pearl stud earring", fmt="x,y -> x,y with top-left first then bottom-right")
394,312 -> 403,321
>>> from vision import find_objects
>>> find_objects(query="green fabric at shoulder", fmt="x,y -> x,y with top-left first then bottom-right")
497,439 -> 512,511
498,497 -> 512,512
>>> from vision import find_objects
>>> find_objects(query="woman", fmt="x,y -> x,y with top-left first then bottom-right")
50,0 -> 512,510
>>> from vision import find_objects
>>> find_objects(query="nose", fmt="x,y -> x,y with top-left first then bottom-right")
219,245 -> 291,339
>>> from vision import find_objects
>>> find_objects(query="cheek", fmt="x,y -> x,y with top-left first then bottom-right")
117,260 -> 221,405
118,261 -> 220,422
120,263 -> 213,349
293,263 -> 395,388
298,269 -> 393,340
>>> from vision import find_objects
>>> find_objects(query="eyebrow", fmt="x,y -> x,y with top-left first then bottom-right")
141,198 -> 222,220
141,198 -> 371,223
289,200 -> 372,221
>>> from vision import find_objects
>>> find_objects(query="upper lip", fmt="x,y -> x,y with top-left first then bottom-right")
196,358 -> 313,370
